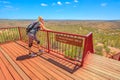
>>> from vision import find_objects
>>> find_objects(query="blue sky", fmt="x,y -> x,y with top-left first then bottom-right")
0,0 -> 120,20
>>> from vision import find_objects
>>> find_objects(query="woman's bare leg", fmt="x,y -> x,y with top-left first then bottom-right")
29,46 -> 32,54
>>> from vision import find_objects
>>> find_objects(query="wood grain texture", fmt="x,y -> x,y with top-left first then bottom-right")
0,41 -> 120,80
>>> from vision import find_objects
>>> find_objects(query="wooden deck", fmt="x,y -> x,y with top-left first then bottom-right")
0,41 -> 120,80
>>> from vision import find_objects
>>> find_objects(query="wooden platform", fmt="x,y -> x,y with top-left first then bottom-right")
0,41 -> 120,80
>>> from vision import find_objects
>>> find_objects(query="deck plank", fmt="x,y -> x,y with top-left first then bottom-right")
17,41 -> 83,80
1,43 -> 47,80
88,54 -> 120,67
9,42 -> 64,80
83,54 -> 120,80
1,44 -> 39,80
0,47 -> 31,80
11,41 -> 76,80
2,42 -> 73,80
0,51 -> 23,80
0,68 -> 6,80
0,57 -> 14,80
81,56 -> 120,79
17,41 -> 108,80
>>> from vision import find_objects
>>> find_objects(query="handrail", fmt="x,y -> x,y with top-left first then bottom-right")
0,27 -> 94,67
42,29 -> 87,38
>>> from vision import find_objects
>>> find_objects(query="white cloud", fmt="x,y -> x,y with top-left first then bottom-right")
101,3 -> 107,7
41,3 -> 48,6
57,1 -> 62,5
65,2 -> 70,4
74,0 -> 78,3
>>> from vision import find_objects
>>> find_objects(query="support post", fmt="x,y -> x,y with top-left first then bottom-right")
47,31 -> 50,53
18,27 -> 22,40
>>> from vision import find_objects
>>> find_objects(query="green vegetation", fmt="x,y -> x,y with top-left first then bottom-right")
46,23 -> 120,56
104,45 -> 111,56
0,28 -> 19,43
95,46 -> 103,56
0,20 -> 120,56
64,45 -> 82,59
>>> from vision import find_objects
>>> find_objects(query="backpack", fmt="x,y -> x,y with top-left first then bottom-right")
26,22 -> 38,34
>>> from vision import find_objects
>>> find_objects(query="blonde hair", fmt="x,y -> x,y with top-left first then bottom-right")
38,16 -> 43,21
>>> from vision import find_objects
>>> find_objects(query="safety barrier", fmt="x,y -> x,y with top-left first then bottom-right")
0,27 -> 94,67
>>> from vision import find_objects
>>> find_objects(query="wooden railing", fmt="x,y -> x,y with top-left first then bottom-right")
0,27 -> 94,67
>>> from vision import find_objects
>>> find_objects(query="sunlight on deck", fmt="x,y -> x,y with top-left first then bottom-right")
0,41 -> 120,80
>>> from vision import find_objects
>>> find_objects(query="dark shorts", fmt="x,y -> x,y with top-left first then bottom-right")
28,33 -> 40,46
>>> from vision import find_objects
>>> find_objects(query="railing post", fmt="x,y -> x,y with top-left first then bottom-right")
119,56 -> 120,61
81,32 -> 94,66
47,31 -> 50,53
81,38 -> 88,66
18,27 -> 22,40
88,32 -> 94,53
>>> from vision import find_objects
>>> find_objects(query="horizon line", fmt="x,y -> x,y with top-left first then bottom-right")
0,18 -> 120,21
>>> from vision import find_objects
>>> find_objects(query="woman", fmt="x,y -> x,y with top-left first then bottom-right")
27,16 -> 48,57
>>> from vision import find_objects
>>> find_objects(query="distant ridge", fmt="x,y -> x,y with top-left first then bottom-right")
0,19 -> 120,22
0,19 -> 120,29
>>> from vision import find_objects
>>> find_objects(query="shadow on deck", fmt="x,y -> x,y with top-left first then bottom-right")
15,41 -> 80,73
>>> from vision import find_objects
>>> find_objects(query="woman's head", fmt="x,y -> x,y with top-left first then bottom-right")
38,16 -> 44,24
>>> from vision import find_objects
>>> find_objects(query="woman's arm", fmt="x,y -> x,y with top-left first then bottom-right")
40,23 -> 49,30
40,23 -> 48,30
